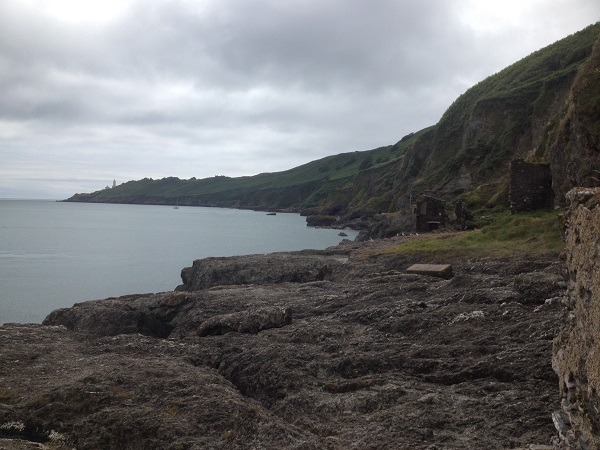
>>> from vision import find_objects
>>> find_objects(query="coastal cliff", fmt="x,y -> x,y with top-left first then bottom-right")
64,24 -> 600,222
2,23 -> 599,448
1,238 -> 569,449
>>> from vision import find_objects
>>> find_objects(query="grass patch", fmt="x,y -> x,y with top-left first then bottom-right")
388,209 -> 564,259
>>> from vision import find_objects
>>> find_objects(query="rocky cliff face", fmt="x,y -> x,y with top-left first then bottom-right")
553,187 -> 600,449
549,35 -> 600,206
392,26 -> 600,210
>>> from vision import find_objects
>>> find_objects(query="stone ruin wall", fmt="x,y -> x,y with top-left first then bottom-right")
415,195 -> 446,232
553,187 -> 600,449
509,159 -> 554,212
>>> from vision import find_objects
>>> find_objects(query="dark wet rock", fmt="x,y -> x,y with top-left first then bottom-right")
305,215 -> 337,227
3,243 -> 568,449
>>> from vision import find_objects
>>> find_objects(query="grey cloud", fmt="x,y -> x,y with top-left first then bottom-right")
120,0 -> 472,91
1,0 -> 599,198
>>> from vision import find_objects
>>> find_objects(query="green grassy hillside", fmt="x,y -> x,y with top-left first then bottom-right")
67,129 -> 423,210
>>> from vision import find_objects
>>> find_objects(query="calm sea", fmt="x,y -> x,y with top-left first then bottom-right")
0,200 -> 357,324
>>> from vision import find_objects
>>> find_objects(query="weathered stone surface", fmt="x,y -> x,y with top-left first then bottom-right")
176,252 -> 343,291
197,306 -> 292,336
1,241 -> 568,449
553,187 -> 600,449
406,263 -> 453,279
0,325 -> 318,450
514,272 -> 566,305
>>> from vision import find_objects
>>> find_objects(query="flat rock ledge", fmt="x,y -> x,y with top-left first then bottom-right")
176,251 -> 344,291
0,242 -> 569,449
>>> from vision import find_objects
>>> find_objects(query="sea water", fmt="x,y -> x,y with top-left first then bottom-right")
0,200 -> 357,324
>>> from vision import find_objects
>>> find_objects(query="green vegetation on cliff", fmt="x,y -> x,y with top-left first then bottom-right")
422,23 -> 600,197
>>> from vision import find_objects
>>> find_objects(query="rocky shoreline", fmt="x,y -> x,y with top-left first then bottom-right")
0,235 -> 570,449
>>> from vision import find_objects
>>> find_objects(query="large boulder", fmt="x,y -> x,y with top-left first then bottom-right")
176,252 -> 344,291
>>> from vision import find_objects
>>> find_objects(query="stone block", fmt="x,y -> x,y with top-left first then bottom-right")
406,263 -> 453,279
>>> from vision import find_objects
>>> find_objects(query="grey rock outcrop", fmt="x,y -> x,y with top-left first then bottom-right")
549,33 -> 600,206
0,242 -> 568,449
196,306 -> 292,336
176,252 -> 343,291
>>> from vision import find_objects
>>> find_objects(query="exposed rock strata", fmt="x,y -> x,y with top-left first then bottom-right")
553,187 -> 600,449
549,33 -> 600,206
196,306 -> 292,337
176,252 -> 343,292
1,241 -> 568,449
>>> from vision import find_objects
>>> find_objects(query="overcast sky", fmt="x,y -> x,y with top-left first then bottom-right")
1,0 -> 599,199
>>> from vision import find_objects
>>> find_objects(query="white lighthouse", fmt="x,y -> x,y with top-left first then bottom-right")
112,179 -> 116,188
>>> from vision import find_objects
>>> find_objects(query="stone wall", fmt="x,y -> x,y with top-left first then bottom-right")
415,195 -> 446,232
553,187 -> 600,449
509,159 -> 554,212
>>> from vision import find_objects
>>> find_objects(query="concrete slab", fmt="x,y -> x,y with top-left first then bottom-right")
406,263 -> 453,279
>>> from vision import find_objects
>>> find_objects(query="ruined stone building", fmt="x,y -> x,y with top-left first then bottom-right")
415,195 -> 447,232
509,159 -> 554,212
